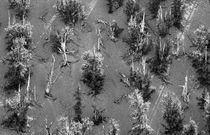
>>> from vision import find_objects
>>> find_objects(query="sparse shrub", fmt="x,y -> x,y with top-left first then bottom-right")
107,118 -> 120,135
8,0 -> 31,20
182,119 -> 198,135
107,0 -> 124,13
81,50 -> 105,96
55,116 -> 94,135
91,105 -> 108,126
147,40 -> 172,83
56,0 -> 87,26
161,92 -> 184,135
124,0 -> 140,22
128,89 -> 153,135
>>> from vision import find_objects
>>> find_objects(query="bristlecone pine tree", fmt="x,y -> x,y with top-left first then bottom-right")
128,89 -> 153,135
161,92 -> 184,135
3,22 -> 33,94
8,0 -> 31,20
123,15 -> 152,65
56,0 -> 87,26
128,67 -> 155,102
107,0 -> 124,13
81,50 -> 105,96
124,0 -> 140,22
147,40 -> 172,84
182,119 -> 198,135
187,25 -> 210,90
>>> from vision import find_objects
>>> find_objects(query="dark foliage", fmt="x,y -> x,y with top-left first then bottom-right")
147,40 -> 172,83
170,0 -> 185,31
81,70 -> 105,96
73,86 -> 83,123
196,90 -> 209,111
110,21 -> 124,39
4,66 -> 29,95
162,93 -> 184,135
107,0 -> 124,13
187,26 -> 210,89
1,103 -> 29,133
49,32 -> 63,54
8,0 -> 30,20
124,0 -> 140,22
81,52 -> 105,96
128,68 -> 155,102
148,0 -> 167,19
91,106 -> 108,126
56,0 -> 86,26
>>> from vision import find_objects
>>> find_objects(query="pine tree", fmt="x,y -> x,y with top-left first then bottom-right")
161,92 -> 184,135
128,89 -> 153,135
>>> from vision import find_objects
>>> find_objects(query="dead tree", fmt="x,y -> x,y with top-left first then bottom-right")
44,55 -> 60,101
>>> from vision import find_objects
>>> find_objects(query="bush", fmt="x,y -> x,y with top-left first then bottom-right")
81,50 -> 105,96
8,0 -> 31,20
56,0 -> 87,26
107,0 -> 124,13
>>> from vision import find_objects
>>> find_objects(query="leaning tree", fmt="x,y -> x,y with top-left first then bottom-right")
161,92 -> 184,135
81,50 -> 105,96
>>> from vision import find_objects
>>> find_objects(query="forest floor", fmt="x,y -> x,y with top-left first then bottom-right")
0,0 -> 210,135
